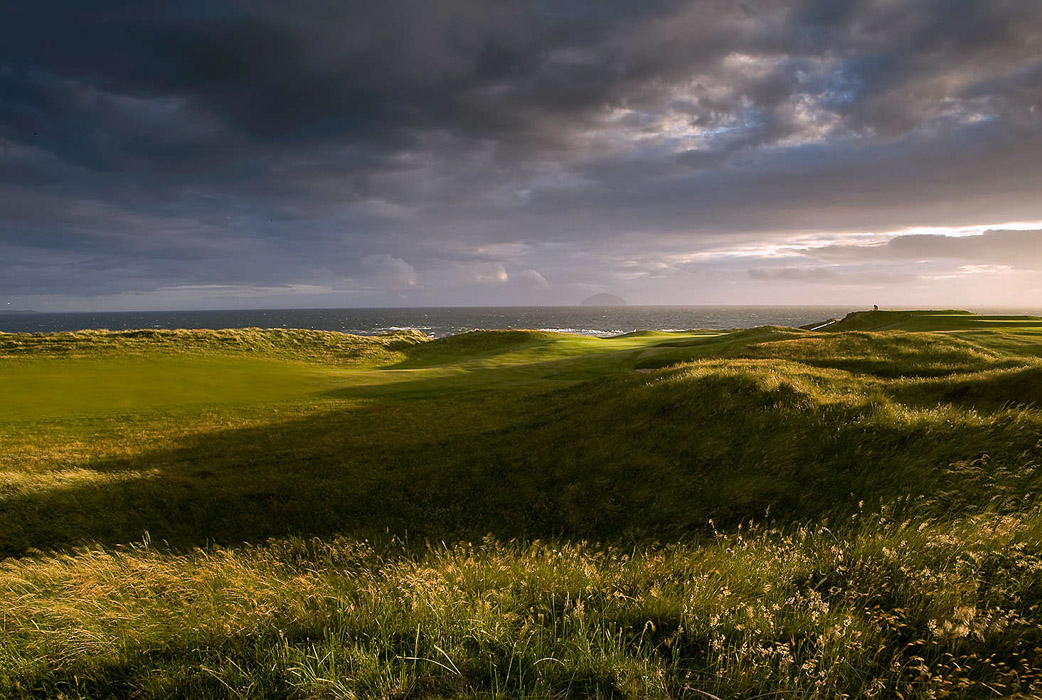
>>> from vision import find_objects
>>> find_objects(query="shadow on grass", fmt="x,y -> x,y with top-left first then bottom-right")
4,368 -> 1042,559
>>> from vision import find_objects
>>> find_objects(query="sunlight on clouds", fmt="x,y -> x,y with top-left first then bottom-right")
3,1 -> 1041,309
469,262 -> 509,284
518,269 -> 550,290
893,221 -> 1042,238
668,221 -> 1042,263
361,254 -> 418,288
957,265 -> 1014,275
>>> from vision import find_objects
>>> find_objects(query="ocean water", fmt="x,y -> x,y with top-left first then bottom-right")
1,306 -> 1038,338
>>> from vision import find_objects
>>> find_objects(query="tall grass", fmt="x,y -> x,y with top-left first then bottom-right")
0,327 -> 426,365
3,313 -> 1042,696
2,512 -> 1040,698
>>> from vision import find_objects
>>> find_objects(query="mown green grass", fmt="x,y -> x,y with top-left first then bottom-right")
821,309 -> 1042,333
0,356 -> 341,420
2,310 -> 1042,698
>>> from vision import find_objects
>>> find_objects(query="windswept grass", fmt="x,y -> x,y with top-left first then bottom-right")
2,310 -> 1041,697
2,513 -> 1040,698
0,327 -> 426,365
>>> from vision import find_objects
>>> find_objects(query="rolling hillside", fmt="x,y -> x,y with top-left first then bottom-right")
2,312 -> 1041,698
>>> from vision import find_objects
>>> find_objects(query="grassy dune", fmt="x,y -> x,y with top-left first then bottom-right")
2,311 -> 1041,698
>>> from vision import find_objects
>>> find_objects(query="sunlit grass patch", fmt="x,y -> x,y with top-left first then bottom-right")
0,356 -> 341,421
0,467 -> 156,499
0,327 -> 426,365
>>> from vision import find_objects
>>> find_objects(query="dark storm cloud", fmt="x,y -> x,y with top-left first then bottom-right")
1,0 -> 1040,306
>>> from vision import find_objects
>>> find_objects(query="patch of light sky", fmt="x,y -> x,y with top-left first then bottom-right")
664,220 -> 1042,262
593,54 -> 854,159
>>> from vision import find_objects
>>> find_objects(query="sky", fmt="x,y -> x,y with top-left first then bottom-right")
2,0 -> 1041,311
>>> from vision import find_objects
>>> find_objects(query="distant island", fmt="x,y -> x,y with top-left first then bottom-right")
0,309 -> 39,314
580,293 -> 627,306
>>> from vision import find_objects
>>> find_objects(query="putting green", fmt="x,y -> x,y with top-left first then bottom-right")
0,356 -> 335,420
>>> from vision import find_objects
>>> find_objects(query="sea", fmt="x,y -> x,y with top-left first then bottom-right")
0,306 -> 1038,338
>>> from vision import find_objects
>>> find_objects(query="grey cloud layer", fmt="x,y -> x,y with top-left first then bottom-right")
813,229 -> 1042,269
1,0 -> 1040,306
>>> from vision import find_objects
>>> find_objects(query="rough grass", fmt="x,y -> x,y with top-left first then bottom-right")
2,310 -> 1042,697
3,514 -> 1040,699
0,327 -> 427,365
